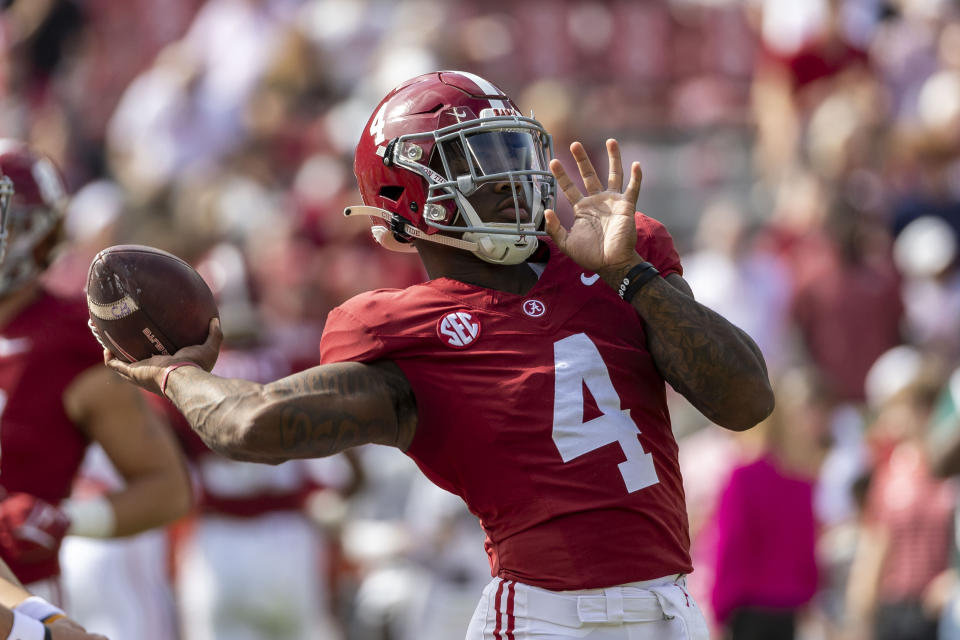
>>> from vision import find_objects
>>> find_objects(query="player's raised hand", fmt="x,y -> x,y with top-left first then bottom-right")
104,317 -> 222,396
544,139 -> 642,279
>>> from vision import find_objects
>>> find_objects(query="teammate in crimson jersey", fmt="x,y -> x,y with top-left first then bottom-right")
108,71 -> 774,640
0,150 -> 110,640
0,142 -> 192,639
0,177 -> 109,640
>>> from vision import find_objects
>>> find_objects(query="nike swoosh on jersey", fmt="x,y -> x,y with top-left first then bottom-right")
0,337 -> 32,357
580,273 -> 600,286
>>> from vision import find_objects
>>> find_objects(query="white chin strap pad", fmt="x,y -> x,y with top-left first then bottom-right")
371,224 -> 418,253
464,230 -> 539,264
347,206 -> 538,265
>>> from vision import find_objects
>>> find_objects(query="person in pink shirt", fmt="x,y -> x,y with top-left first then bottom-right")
711,369 -> 831,639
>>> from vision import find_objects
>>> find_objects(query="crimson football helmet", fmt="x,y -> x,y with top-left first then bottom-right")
0,141 -> 68,295
349,71 -> 555,265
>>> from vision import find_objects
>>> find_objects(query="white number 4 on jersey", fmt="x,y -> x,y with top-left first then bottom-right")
552,333 -> 659,493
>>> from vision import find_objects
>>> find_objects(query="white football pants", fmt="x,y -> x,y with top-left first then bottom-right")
465,574 -> 710,640
177,511 -> 341,640
59,530 -> 177,640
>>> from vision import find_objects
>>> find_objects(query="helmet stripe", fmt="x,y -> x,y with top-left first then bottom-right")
457,71 -> 507,111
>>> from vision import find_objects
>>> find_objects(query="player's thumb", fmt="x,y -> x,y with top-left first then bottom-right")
196,317 -> 223,371
207,317 -> 223,346
544,209 -> 567,249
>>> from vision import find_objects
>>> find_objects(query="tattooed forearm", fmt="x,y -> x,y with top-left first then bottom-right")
626,271 -> 774,430
164,361 -> 417,463
265,361 -> 417,458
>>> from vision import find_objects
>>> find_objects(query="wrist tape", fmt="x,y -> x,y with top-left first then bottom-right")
62,496 -> 116,538
13,598 -> 65,625
7,611 -> 49,640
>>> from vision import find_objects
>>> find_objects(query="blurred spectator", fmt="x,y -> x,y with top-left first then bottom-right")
894,215 -> 960,359
709,367 -> 831,640
925,365 -> 960,640
749,0 -> 873,180
682,196 -> 793,374
790,193 -> 903,403
846,347 -> 954,640
106,0 -> 304,205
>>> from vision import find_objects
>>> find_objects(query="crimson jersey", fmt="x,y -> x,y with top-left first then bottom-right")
321,213 -> 692,590
0,289 -> 103,582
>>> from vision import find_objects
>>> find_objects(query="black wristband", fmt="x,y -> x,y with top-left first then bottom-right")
617,261 -> 659,303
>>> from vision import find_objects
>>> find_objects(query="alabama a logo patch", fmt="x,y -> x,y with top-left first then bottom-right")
522,299 -> 546,318
437,311 -> 481,349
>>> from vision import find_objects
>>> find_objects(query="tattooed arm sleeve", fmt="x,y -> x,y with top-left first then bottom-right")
162,360 -> 418,463
605,262 -> 774,431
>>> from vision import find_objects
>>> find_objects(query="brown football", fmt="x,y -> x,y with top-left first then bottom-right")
86,244 -> 218,362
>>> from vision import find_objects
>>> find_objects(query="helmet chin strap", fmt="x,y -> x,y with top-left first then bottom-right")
344,206 -> 479,253
344,205 -> 539,265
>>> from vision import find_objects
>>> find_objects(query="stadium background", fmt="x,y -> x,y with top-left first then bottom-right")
3,0 -> 960,638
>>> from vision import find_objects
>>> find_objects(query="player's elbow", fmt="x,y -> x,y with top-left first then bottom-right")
206,414 -> 291,465
714,378 -> 775,431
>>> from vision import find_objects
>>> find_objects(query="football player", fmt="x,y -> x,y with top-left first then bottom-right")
0,158 -> 110,640
107,71 -> 774,640
0,142 -> 192,616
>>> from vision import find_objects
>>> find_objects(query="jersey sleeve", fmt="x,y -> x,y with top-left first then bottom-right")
319,305 -> 387,364
635,212 -> 682,278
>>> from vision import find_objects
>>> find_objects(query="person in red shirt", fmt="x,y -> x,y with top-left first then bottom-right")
107,71 -> 774,640
0,141 -> 192,639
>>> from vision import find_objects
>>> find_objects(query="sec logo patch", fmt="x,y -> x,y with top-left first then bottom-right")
437,311 -> 481,349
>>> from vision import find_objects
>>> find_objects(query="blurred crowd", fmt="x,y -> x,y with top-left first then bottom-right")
3,0 -> 960,638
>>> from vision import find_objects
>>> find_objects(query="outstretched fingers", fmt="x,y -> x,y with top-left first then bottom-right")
570,142 -> 603,194
606,139 -> 623,192
549,158 -> 582,206
543,208 -> 569,252
552,140 -> 642,208
623,161 -> 643,206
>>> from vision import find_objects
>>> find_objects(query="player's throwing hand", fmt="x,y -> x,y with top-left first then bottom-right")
105,317 -> 222,397
543,138 -> 643,280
